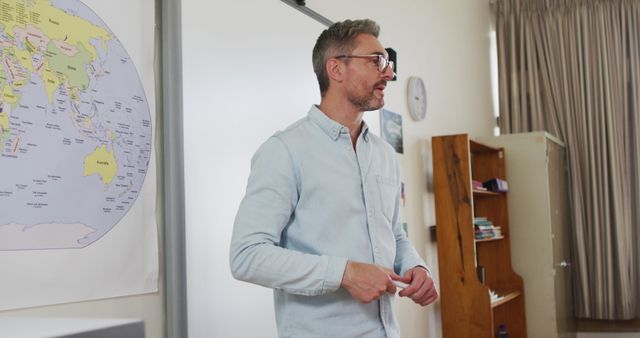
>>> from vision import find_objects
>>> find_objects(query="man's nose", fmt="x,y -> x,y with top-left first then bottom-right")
381,65 -> 395,80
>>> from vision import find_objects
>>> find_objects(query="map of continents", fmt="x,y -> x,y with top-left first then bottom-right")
0,0 -> 152,249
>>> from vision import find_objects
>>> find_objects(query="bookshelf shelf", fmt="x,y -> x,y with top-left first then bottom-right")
475,236 -> 504,243
491,291 -> 522,308
473,189 -> 501,197
433,134 -> 527,338
470,139 -> 500,153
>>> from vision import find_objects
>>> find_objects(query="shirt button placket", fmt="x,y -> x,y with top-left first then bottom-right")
380,297 -> 389,336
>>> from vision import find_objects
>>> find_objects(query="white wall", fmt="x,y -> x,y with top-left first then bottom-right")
182,1 -> 495,337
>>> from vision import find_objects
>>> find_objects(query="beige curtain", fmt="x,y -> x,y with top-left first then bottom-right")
495,0 -> 640,319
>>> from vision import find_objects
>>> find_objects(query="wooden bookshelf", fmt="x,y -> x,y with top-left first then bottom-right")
432,134 -> 527,338
492,291 -> 522,308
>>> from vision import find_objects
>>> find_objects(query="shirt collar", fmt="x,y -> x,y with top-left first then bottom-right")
308,105 -> 370,142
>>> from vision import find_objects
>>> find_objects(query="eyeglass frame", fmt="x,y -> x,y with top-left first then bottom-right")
333,54 -> 395,74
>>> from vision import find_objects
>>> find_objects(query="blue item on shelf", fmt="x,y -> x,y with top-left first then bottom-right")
497,323 -> 509,338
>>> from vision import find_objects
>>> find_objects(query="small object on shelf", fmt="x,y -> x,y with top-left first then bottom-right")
477,265 -> 485,283
472,179 -> 486,190
497,323 -> 509,338
489,289 -> 505,304
483,178 -> 509,192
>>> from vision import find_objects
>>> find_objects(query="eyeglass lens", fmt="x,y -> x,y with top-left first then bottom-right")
377,55 -> 393,73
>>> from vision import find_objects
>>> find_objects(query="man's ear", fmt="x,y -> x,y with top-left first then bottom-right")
326,58 -> 345,83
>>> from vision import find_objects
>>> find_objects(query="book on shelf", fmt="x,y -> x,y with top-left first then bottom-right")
475,230 -> 496,239
493,226 -> 502,237
472,180 -> 486,190
473,217 -> 501,240
483,178 -> 509,192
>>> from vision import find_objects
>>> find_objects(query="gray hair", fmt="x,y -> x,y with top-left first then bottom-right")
312,19 -> 380,96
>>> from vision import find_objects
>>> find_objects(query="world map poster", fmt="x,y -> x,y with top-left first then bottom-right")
0,0 -> 158,310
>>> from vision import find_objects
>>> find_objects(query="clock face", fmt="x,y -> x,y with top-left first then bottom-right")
407,77 -> 427,121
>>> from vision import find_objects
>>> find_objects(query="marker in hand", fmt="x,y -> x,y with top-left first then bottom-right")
393,280 -> 409,290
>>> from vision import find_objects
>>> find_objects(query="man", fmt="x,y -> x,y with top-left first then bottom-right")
230,19 -> 437,338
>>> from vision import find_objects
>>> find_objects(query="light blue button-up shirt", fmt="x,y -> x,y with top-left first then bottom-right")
230,105 -> 426,338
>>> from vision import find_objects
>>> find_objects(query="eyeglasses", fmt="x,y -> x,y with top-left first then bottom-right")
334,54 -> 394,73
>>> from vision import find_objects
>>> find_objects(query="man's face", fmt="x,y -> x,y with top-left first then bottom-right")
342,34 -> 394,112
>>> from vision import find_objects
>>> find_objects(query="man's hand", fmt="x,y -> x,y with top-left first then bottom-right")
341,261 -> 401,303
398,266 -> 438,306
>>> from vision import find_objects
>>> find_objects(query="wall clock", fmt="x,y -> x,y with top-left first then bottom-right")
407,76 -> 427,121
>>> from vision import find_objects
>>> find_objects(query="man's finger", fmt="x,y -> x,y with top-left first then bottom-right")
382,267 -> 403,281
398,276 -> 425,297
419,289 -> 439,306
385,279 -> 397,294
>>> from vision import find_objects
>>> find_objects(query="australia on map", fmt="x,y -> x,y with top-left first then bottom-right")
0,0 -> 152,249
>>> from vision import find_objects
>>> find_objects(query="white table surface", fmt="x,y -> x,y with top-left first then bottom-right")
0,317 -> 144,338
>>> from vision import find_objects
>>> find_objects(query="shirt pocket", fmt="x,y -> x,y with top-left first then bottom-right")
375,175 -> 398,223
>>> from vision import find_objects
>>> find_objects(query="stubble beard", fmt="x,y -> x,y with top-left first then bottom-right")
348,81 -> 386,112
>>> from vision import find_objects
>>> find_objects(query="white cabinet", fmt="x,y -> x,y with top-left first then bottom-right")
475,132 -> 575,338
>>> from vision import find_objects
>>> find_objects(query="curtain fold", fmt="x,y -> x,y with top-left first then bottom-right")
495,0 -> 640,319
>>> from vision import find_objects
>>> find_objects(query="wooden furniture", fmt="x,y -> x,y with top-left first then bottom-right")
476,132 -> 575,338
432,134 -> 527,338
